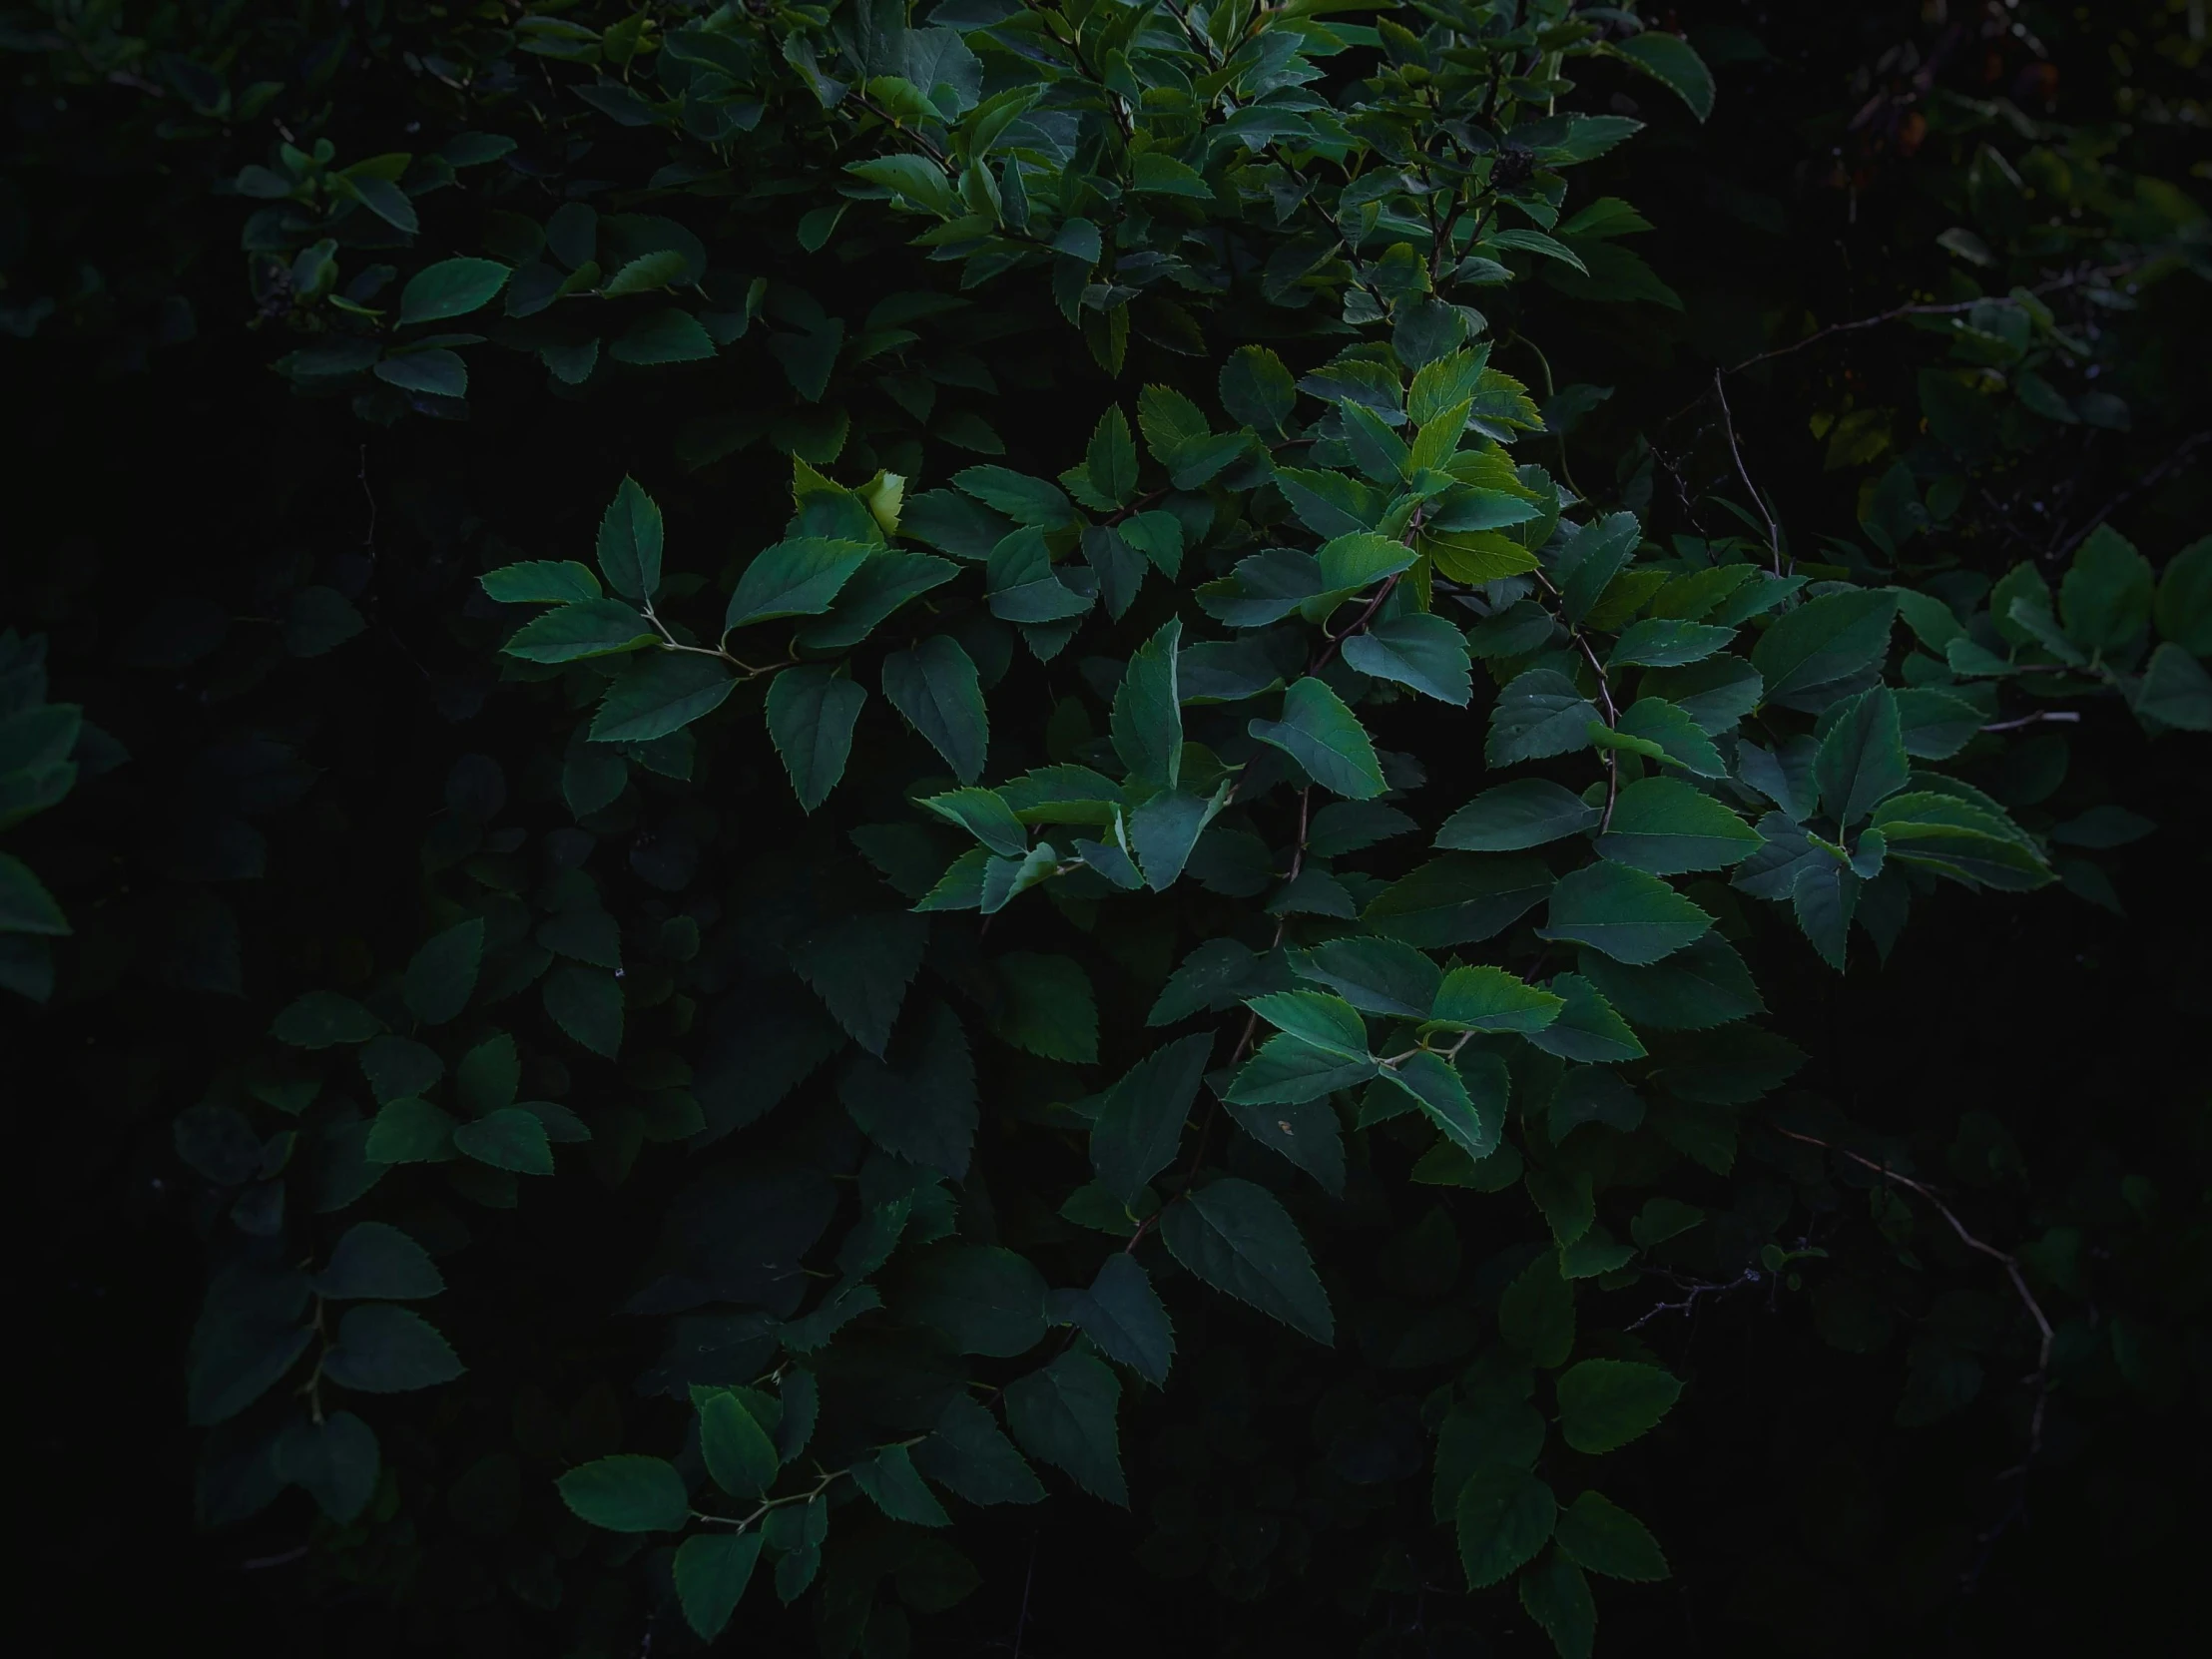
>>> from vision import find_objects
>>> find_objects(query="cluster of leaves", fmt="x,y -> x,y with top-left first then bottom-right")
6,1 -> 2209,1655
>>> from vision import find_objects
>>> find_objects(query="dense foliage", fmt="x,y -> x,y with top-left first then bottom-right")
7,2 -> 2208,1654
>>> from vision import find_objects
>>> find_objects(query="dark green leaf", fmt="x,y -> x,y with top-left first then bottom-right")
1091,1033 -> 1211,1205
852,1442 -> 951,1526
1555,1359 -> 1683,1453
589,652 -> 735,744
1162,1178 -> 1334,1344
1112,618 -> 1184,788
1541,863 -> 1713,963
1554,1491 -> 1670,1581
1596,779 -> 1761,873
1815,686 -> 1911,825
1004,1350 -> 1128,1506
1457,1468 -> 1557,1589
700,1389 -> 780,1499
1577,933 -> 1762,1030
1487,669 -> 1599,765
596,475 -> 663,601
1436,779 -> 1599,851
882,636 -> 989,782
1293,936 -> 1439,1019
1428,965 -> 1564,1033
989,951 -> 1097,1062
1066,1254 -> 1175,1385
789,910 -> 927,1057
726,538 -> 871,628
321,1304 -> 464,1393
765,666 -> 866,812
501,599 -> 659,664
1249,677 -> 1386,799
1518,1549 -> 1597,1659
398,257 -> 509,325
914,1395 -> 1046,1506
901,1244 -> 1048,1358
1365,854 -> 1553,947
452,1107 -> 554,1175
1751,590 -> 1897,709
675,1531 -> 763,1642
271,991 -> 382,1049
402,917 -> 483,1026
314,1222 -> 444,1301
275,1411 -> 380,1524
543,962 -> 624,1057
1523,974 -> 1645,1064
1612,29 -> 1717,120
839,1000 -> 977,1179
1343,613 -> 1473,705
557,1454 -> 689,1533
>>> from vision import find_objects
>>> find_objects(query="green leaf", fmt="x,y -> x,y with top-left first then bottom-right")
1220,344 -> 1297,433
2061,525 -> 2154,653
1617,696 -> 1727,774
1382,1049 -> 1501,1159
839,1000 -> 977,1179
1518,1549 -> 1597,1659
374,348 -> 465,398
275,1411 -> 380,1524
1554,1359 -> 1683,1453
602,249 -> 689,296
1576,933 -> 1762,1031
364,1097 -> 458,1164
1293,936 -> 1439,1019
1499,1253 -> 1575,1367
589,652 -> 735,744
1065,1254 -> 1175,1385
914,1395 -> 1046,1506
789,910 -> 928,1057
481,560 -> 604,605
1112,618 -> 1184,788
851,1442 -> 951,1526
502,599 -> 659,664
398,257 -> 510,325
1428,966 -> 1564,1033
271,991 -> 382,1049
596,476 -> 664,601
1487,670 -> 1599,765
1522,973 -> 1645,1064
1751,590 -> 1897,708
1554,1491 -> 1670,1581
1541,863 -> 1712,963
1611,29 -> 1716,121
701,1389 -> 780,1499
402,917 -> 483,1026
1437,780 -> 1600,851
726,538 -> 871,629
1815,685 -> 1911,826
901,1244 -> 1047,1358
1596,779 -> 1761,873
1249,677 -> 1386,799
1343,613 -> 1472,705
1457,1467 -> 1557,1589
1004,1350 -> 1128,1506
2137,641 -> 2212,730
766,666 -> 866,813
989,951 -> 1097,1062
612,306 -> 716,364
543,962 -> 624,1057
919,788 -> 1029,858
1244,989 -> 1369,1059
1227,1032 -> 1378,1104
1085,406 -> 1139,506
313,1223 -> 444,1301
675,1531 -> 763,1642
557,1454 -> 689,1533
0,852 -> 67,935
1162,1178 -> 1334,1345
797,553 -> 958,651
186,1263 -> 312,1425
321,1304 -> 464,1392
1129,784 -> 1230,889
1895,687 -> 1985,760
2154,536 -> 2212,653
1870,792 -> 2054,888
1364,855 -> 1553,947
1090,1034 -> 1211,1205
882,637 -> 989,782
1607,618 -> 1733,668
451,1107 -> 554,1175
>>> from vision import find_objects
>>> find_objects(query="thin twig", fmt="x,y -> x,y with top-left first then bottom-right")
2046,428 -> 2210,561
1981,710 -> 2080,733
1713,370 -> 1784,574
1626,1266 -> 1765,1332
1778,1129 -> 2054,1466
